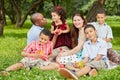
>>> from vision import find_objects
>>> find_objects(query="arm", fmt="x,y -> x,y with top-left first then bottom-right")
50,25 -> 55,34
103,38 -> 112,42
82,57 -> 89,64
51,35 -> 58,47
93,54 -> 103,61
21,51 -> 40,59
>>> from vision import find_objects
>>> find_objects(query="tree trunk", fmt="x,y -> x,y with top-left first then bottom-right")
2,0 -> 6,25
6,0 -> 17,24
86,0 -> 105,22
0,0 -> 4,36
9,0 -> 21,28
17,0 -> 43,28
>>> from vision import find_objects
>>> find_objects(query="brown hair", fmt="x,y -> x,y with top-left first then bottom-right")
84,24 -> 96,32
39,29 -> 51,38
96,9 -> 106,16
70,11 -> 86,48
52,6 -> 66,22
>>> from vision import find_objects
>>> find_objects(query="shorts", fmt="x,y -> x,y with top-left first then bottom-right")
85,60 -> 107,70
20,57 -> 50,68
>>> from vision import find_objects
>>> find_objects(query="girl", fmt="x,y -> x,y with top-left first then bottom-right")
50,6 -> 71,61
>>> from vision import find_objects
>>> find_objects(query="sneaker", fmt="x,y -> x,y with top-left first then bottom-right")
89,69 -> 98,76
59,68 -> 78,80
0,70 -> 10,76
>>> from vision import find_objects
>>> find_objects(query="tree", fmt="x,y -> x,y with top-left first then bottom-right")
86,0 -> 105,22
104,0 -> 120,15
0,0 -> 5,36
7,0 -> 43,28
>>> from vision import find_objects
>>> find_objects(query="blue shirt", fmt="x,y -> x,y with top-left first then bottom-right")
27,25 -> 44,44
82,38 -> 108,61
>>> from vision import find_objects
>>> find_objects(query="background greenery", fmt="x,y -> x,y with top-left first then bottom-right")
0,16 -> 120,80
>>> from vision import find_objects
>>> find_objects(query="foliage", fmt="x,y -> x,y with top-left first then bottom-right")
43,1 -> 54,18
104,0 -> 120,15
0,16 -> 120,80
80,0 -> 95,14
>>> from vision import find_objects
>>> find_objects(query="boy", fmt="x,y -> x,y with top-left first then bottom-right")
0,29 -> 57,76
89,10 -> 120,64
59,24 -> 109,80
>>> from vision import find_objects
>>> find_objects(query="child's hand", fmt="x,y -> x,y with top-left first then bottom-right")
37,50 -> 43,57
74,61 -> 84,69
54,29 -> 61,35
74,62 -> 80,68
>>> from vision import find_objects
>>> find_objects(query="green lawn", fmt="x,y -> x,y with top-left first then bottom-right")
0,16 -> 120,80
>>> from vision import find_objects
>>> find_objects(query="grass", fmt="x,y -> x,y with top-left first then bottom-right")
0,16 -> 120,80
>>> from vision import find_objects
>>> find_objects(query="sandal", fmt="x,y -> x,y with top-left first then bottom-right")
0,70 -> 10,76
59,68 -> 78,80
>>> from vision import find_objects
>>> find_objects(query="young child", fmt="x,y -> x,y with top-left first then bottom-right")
50,6 -> 71,61
0,29 -> 57,76
89,10 -> 120,64
59,24 -> 109,80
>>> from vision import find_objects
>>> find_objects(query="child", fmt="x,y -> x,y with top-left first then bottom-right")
50,6 -> 71,61
0,29 -> 57,76
89,10 -> 120,64
59,24 -> 109,80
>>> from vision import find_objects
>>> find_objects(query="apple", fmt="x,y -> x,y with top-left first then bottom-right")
55,29 -> 60,34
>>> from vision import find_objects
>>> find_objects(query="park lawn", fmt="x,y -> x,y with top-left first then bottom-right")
0,16 -> 120,80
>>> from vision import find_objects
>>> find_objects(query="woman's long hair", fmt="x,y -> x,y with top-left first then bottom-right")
70,11 -> 86,48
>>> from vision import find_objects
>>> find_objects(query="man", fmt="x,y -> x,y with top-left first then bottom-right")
27,13 -> 47,44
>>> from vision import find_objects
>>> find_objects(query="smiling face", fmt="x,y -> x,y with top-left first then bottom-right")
39,33 -> 50,45
73,15 -> 84,29
51,12 -> 61,22
84,26 -> 97,41
96,13 -> 106,25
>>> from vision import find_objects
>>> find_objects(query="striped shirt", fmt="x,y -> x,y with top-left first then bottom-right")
23,40 -> 53,60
